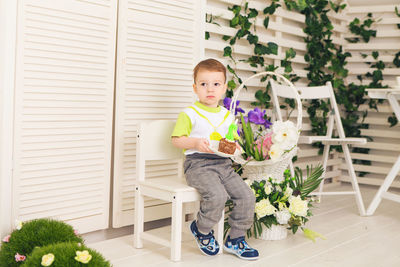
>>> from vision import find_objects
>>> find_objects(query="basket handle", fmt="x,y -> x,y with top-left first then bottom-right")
229,71 -> 302,131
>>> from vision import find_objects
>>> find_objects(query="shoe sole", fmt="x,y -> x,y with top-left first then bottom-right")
223,246 -> 259,260
189,223 -> 219,256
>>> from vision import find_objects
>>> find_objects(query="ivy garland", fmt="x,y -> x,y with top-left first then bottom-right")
206,0 -> 399,162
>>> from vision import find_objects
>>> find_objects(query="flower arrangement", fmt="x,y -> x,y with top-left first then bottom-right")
225,165 -> 325,240
223,97 -> 299,163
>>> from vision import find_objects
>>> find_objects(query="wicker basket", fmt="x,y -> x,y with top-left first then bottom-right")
237,148 -> 297,182
229,71 -> 302,181
259,224 -> 288,240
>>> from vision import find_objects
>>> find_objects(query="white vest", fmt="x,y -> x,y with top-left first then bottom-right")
183,105 -> 234,155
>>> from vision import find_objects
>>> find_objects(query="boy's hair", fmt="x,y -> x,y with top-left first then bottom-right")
193,58 -> 226,83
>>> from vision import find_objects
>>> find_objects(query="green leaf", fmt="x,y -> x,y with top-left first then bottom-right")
263,17 -> 270,28
393,52 -> 400,67
286,48 -> 296,59
227,80 -> 236,90
303,228 -> 327,242
248,8 -> 258,18
205,31 -> 210,40
372,51 -> 379,59
230,16 -> 239,27
247,33 -> 259,44
263,4 -> 277,15
268,42 -> 278,55
223,46 -> 232,58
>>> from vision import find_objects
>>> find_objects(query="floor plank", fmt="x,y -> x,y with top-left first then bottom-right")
88,183 -> 400,267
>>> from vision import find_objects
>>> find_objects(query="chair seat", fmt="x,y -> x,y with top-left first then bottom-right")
299,136 -> 367,145
139,177 -> 199,194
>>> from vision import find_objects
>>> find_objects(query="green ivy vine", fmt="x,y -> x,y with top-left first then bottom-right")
206,0 -> 400,171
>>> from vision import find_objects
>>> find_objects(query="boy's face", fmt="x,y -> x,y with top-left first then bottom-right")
193,70 -> 227,108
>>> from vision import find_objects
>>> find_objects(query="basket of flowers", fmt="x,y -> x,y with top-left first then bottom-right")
225,166 -> 325,241
223,72 -> 325,241
228,71 -> 302,182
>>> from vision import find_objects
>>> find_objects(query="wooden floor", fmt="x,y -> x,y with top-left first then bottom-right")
89,183 -> 400,267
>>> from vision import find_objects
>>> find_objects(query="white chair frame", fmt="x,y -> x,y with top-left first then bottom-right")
271,81 -> 366,216
133,120 -> 224,261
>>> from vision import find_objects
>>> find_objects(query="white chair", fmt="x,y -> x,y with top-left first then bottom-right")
133,120 -> 224,261
270,81 -> 366,216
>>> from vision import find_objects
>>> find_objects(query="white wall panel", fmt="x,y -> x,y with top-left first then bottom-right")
12,0 -> 117,233
112,0 -> 204,227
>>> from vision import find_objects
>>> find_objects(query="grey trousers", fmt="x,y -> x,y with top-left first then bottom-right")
184,153 -> 255,237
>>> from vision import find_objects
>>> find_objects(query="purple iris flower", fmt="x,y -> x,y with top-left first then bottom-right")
223,97 -> 245,115
247,108 -> 272,129
264,119 -> 272,128
248,108 -> 265,125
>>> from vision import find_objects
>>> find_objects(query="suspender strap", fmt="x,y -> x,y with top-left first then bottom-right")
189,106 -> 230,129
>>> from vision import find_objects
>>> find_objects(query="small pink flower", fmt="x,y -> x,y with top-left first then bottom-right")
15,253 -> 26,262
262,133 -> 273,157
74,229 -> 79,236
2,235 -> 10,242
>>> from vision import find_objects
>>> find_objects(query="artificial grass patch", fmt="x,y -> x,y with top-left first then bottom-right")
0,218 -> 83,266
22,242 -> 110,267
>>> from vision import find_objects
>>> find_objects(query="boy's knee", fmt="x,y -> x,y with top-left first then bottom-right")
240,187 -> 256,208
206,192 -> 228,208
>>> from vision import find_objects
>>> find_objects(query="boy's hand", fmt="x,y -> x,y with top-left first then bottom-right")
195,138 -> 213,153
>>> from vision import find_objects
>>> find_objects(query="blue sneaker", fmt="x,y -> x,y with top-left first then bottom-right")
224,235 -> 259,260
189,220 -> 219,256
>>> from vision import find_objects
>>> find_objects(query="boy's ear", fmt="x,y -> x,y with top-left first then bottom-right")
192,83 -> 197,94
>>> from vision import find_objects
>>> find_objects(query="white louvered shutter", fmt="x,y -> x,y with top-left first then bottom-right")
12,0 -> 117,233
113,0 -> 204,227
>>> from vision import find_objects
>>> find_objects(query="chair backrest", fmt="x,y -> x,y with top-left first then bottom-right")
270,81 -> 346,138
136,120 -> 183,181
270,80 -> 333,100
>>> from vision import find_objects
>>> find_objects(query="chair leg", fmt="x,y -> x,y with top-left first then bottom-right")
367,156 -> 400,215
171,194 -> 183,261
317,144 -> 331,202
342,144 -> 366,216
215,210 -> 224,254
134,186 -> 144,248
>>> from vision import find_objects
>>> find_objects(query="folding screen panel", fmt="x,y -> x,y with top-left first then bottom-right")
12,0 -> 117,233
112,0 -> 204,227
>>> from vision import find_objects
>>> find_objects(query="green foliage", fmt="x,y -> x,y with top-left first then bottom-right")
288,165 -> 324,198
347,13 -> 377,43
22,242 -> 110,267
388,114 -> 398,127
393,51 -> 400,67
0,219 -> 83,267
218,0 -> 399,160
238,113 -> 267,161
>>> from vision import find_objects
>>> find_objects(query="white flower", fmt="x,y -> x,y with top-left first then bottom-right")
268,144 -> 284,161
284,187 -> 293,198
275,209 -> 291,224
41,253 -> 55,266
75,250 -> 92,264
272,121 -> 299,150
288,195 -> 309,217
255,199 -> 277,219
275,185 -> 282,192
15,220 -> 23,230
264,184 -> 271,195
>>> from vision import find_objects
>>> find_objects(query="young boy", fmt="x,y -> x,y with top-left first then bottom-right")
171,58 -> 259,260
